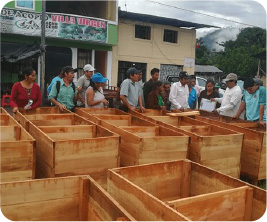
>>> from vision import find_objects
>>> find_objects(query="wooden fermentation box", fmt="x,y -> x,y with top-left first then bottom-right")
130,109 -> 244,178
194,111 -> 266,184
14,112 -> 119,186
1,176 -> 135,221
107,160 -> 266,221
75,108 -> 189,167
0,111 -> 35,182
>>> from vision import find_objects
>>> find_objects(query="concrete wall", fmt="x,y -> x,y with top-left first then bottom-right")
111,19 -> 196,86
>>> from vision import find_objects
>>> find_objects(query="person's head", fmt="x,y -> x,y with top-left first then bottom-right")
179,71 -> 190,86
91,73 -> 108,90
243,78 -> 259,94
214,83 -> 220,92
152,81 -> 164,93
83,64 -> 95,79
126,67 -> 141,82
20,67 -> 36,83
163,81 -> 171,93
187,76 -> 193,88
137,71 -> 143,81
62,66 -> 77,82
206,79 -> 215,92
58,68 -> 64,78
224,73 -> 237,89
151,68 -> 160,82
191,75 -> 197,87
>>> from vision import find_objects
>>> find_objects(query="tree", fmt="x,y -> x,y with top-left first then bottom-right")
195,38 -> 212,65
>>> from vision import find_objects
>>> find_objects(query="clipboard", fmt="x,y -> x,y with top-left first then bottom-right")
199,98 -> 217,112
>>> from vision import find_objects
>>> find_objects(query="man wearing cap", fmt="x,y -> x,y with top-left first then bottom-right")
234,78 -> 266,126
49,66 -> 81,111
120,67 -> 145,112
211,73 -> 242,117
169,71 -> 190,111
76,64 -> 95,107
143,68 -> 160,107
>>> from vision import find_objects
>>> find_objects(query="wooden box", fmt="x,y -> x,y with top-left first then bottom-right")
0,114 -> 35,182
130,110 -> 243,178
194,113 -> 266,184
108,160 -> 266,221
0,107 -> 9,114
1,176 -> 135,221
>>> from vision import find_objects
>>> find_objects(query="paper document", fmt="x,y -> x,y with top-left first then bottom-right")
199,98 -> 216,112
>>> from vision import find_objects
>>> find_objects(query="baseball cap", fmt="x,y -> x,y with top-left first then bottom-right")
91,73 -> 108,83
126,67 -> 142,76
179,71 -> 190,79
83,64 -> 95,72
62,66 -> 77,74
224,73 -> 237,82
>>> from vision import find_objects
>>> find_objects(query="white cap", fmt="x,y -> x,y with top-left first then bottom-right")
83,64 -> 95,72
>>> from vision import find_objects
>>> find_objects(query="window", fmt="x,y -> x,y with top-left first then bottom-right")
197,77 -> 207,87
163,29 -> 178,43
16,0 -> 34,10
135,25 -> 151,40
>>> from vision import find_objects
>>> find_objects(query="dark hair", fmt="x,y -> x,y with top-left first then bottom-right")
18,67 -> 35,81
205,79 -> 215,91
163,81 -> 171,85
151,68 -> 159,76
191,75 -> 196,80
152,81 -> 163,91
243,78 -> 255,89
89,80 -> 98,92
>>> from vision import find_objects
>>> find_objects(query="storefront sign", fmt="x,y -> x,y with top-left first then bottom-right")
1,7 -> 108,43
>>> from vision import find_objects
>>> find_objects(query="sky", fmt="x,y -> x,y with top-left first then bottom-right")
118,0 -> 266,38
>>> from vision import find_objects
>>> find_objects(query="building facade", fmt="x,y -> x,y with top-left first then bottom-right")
112,10 -> 216,87
1,0 -> 118,96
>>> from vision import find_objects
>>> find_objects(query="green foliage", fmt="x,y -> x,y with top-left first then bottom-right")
197,27 -> 266,77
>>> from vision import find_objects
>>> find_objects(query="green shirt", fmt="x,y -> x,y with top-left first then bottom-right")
48,79 -> 76,110
158,94 -> 165,106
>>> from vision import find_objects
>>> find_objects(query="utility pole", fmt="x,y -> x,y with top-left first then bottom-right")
40,0 -> 46,105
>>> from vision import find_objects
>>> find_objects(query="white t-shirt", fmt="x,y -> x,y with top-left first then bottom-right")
85,86 -> 105,108
169,81 -> 190,110
215,85 -> 242,117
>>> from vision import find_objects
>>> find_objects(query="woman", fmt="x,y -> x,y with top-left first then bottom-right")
198,79 -> 220,108
10,67 -> 41,113
146,81 -> 166,110
188,76 -> 198,109
85,73 -> 109,108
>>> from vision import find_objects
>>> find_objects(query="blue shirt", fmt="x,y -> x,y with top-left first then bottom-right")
47,76 -> 62,94
188,87 -> 198,109
242,86 -> 266,121
120,79 -> 141,108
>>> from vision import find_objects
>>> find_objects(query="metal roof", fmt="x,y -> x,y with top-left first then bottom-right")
195,65 -> 223,73
119,10 -> 219,29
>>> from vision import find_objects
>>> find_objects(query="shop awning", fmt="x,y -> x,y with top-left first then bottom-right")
1,42 -> 40,63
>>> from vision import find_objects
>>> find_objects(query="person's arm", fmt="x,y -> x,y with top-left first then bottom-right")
259,87 -> 266,125
120,95 -> 135,110
120,80 -> 135,110
169,84 -> 182,110
48,82 -> 66,111
74,85 -> 81,102
77,77 -> 85,104
212,97 -> 223,104
233,102 -> 246,118
10,83 -> 19,113
86,88 -> 108,106
31,84 -> 42,109
217,91 -> 241,113
147,93 -> 160,109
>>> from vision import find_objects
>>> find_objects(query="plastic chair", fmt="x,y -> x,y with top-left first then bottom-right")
1,95 -> 12,108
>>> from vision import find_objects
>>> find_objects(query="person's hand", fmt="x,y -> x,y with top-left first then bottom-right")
259,121 -> 266,127
179,107 -> 185,112
128,106 -> 135,111
213,109 -> 218,113
58,103 -> 66,111
12,107 -> 18,113
160,106 -> 166,111
102,99 -> 109,105
232,114 -> 239,119
210,98 -> 215,102
77,86 -> 82,93
24,106 -> 32,110
140,106 -> 146,113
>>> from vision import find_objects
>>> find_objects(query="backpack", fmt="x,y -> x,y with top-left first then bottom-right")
55,81 -> 76,105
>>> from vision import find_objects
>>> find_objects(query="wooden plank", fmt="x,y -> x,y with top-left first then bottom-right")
167,186 -> 253,221
107,169 -> 190,221
166,111 -> 200,117
79,176 -> 90,221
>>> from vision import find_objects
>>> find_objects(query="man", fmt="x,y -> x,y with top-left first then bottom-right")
234,78 -> 266,126
120,67 -> 145,112
211,73 -> 242,117
161,81 -> 171,110
136,70 -> 145,108
76,64 -> 95,107
169,71 -> 190,111
47,68 -> 64,95
143,68 -> 160,107
49,66 -> 81,111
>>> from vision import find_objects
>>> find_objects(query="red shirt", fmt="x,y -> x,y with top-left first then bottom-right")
10,82 -> 42,109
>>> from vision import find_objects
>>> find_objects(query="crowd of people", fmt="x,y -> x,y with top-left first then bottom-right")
9,66 -> 266,126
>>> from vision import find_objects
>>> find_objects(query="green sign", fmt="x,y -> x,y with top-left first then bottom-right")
1,7 -> 108,43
